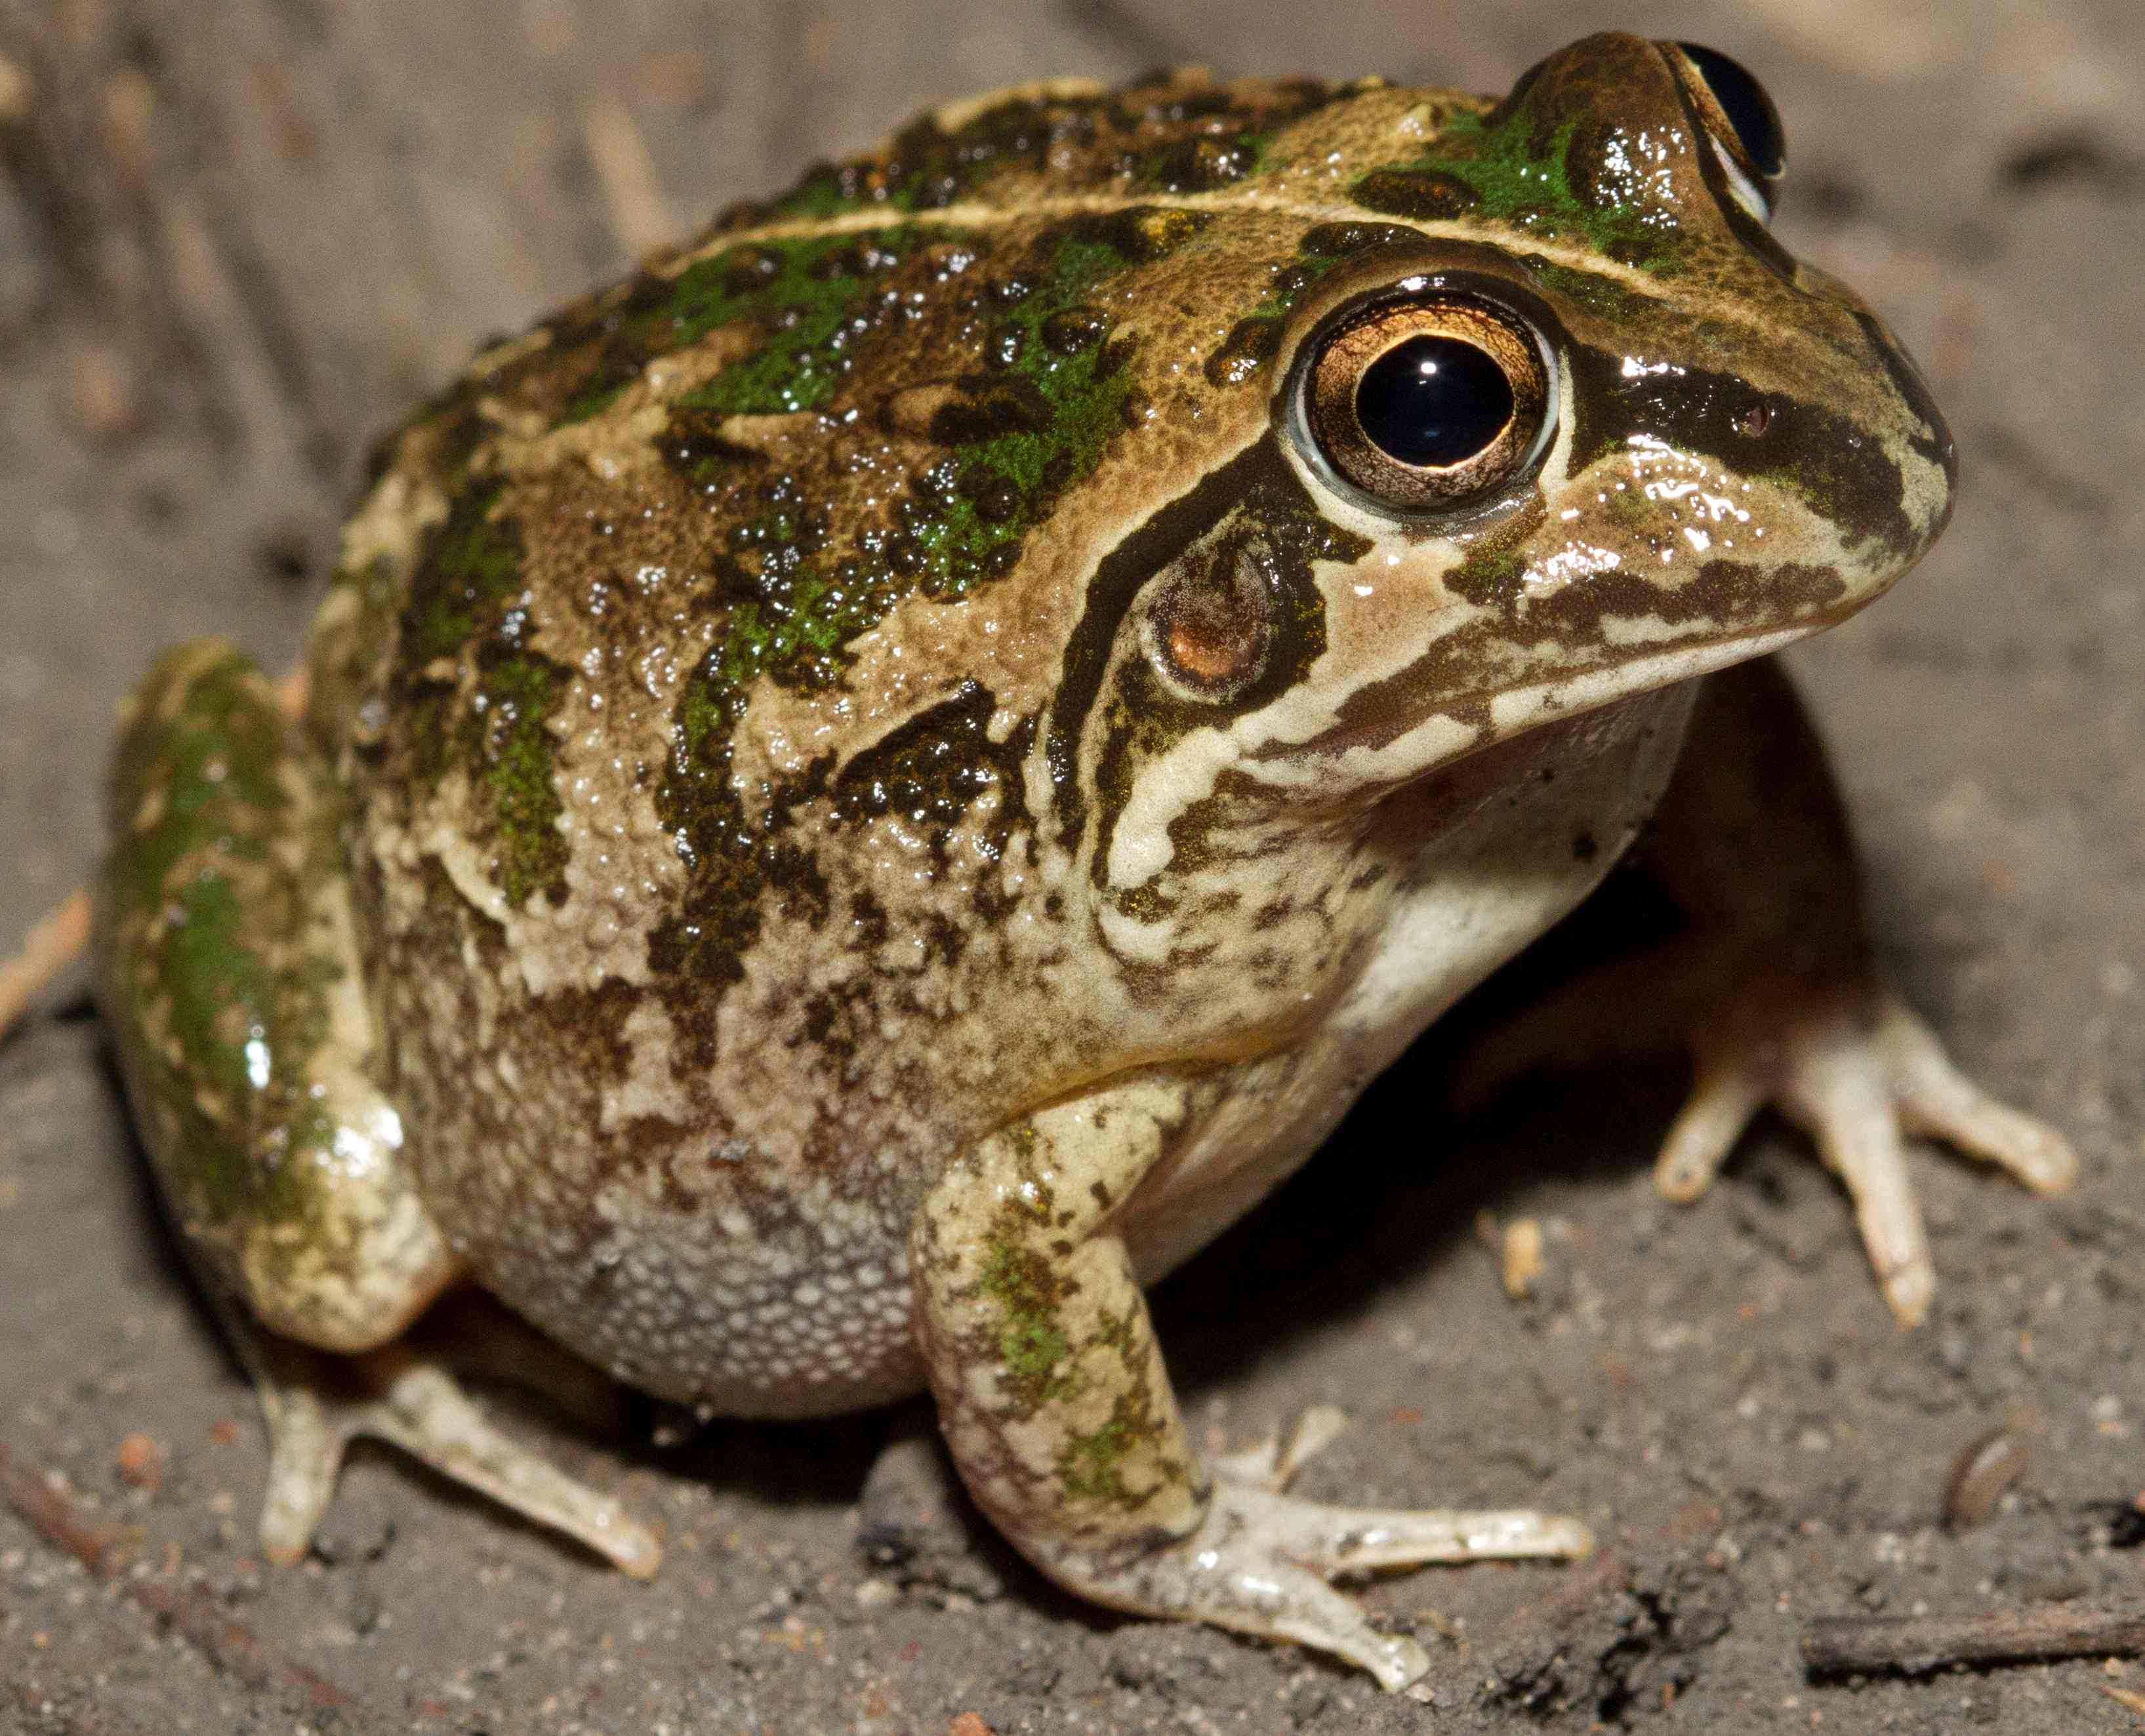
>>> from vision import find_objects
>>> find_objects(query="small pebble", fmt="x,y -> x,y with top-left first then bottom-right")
113,1432 -> 165,1491
1942,1426 -> 2028,1530
1501,1217 -> 1545,1301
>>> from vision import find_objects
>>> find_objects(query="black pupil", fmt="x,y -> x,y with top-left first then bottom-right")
1677,43 -> 1786,178
1355,335 -> 1513,469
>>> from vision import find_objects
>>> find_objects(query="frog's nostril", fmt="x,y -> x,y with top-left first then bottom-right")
1733,403 -> 1774,440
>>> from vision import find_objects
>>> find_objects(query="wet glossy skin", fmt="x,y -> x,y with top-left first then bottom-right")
93,34 -> 2025,1692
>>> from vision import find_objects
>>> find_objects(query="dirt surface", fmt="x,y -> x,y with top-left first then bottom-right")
2,1 -> 2142,1731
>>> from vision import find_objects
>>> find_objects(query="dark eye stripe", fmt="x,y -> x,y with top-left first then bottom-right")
1045,441 -> 1285,848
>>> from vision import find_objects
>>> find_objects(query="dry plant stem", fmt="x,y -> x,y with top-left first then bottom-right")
0,1431 -> 359,1710
0,667 -> 309,1047
0,888 -> 90,1043
1801,1602 -> 2145,1677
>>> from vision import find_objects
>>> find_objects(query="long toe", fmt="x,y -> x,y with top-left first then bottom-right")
1881,998 -> 2081,1195
249,1331 -> 659,1577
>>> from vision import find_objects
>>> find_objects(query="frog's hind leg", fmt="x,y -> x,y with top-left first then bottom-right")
94,641 -> 657,1576
916,1088 -> 1591,1693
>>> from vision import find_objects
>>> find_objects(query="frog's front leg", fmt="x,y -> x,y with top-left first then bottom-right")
912,1082 -> 1591,1692
1460,656 -> 2076,1326
95,643 -> 658,1575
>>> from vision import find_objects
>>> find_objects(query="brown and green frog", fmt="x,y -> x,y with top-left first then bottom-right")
83,33 -> 2078,1691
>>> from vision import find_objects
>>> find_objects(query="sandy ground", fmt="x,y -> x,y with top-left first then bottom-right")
1,1 -> 2142,1730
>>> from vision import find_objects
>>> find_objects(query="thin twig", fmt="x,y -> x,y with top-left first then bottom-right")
0,1438 -> 359,1712
0,887 -> 91,1044
581,97 -> 676,258
1801,1601 -> 2145,1677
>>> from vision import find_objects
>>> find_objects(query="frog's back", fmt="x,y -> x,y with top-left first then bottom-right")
312,75 -> 1449,1137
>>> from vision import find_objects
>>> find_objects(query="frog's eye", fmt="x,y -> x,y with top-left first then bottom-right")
1294,295 -> 1551,515
1666,42 -> 1787,224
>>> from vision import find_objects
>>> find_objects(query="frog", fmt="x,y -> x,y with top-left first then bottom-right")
84,32 -> 2081,1692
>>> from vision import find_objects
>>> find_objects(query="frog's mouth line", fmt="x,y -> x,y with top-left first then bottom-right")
1276,618 -> 1818,780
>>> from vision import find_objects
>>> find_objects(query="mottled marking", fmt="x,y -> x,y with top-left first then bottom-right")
828,679 -> 1032,878
728,71 -> 1343,228
565,227 -> 943,427
644,209 -> 1217,1041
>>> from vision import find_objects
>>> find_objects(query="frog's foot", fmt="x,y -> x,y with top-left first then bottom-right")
1100,1476 -> 1593,1693
1656,983 -> 2079,1326
249,1328 -> 662,1577
1110,1407 -> 1589,1691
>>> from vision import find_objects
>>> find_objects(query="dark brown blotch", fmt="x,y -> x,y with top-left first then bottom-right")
1351,167 -> 1482,222
830,681 -> 1032,877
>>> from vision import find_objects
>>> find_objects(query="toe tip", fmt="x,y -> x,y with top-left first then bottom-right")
1370,1634 -> 1433,1693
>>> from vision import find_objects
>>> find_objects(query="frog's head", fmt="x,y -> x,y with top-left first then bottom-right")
1052,32 -> 1953,899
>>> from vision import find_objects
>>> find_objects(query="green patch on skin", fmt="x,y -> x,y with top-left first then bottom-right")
647,211 -> 1212,1019
1057,1388 -> 1170,1510
1448,534 -> 1530,605
676,232 -> 925,421
398,481 -> 522,668
467,649 -> 571,908
106,652 -> 284,916
979,1236 -> 1080,1408
159,874 -> 268,1104
151,872 -> 325,1223
394,480 -> 572,908
1354,106 -> 1686,273
1603,481 -> 1652,530
712,568 -> 885,697
563,228 -> 933,426
902,210 -> 1209,595
1059,1413 -> 1133,1503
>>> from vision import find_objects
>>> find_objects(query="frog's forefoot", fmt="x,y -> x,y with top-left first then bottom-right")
1656,981 -> 2078,1326
248,1327 -> 662,1578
